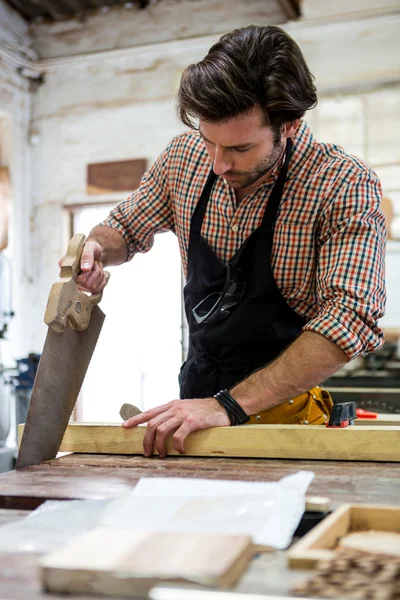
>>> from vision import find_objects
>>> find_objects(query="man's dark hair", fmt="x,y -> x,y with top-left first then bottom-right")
178,25 -> 317,134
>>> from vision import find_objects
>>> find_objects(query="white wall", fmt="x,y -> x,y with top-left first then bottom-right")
0,0 -> 32,364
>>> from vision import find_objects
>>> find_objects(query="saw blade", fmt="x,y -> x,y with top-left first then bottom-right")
16,305 -> 105,469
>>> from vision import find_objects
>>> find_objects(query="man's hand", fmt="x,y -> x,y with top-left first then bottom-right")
59,239 -> 107,294
122,398 -> 230,457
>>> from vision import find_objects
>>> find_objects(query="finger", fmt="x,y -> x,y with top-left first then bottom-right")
75,262 -> 103,288
75,270 -> 92,287
79,262 -> 105,293
80,243 -> 96,272
143,411 -> 175,458
172,422 -> 194,455
76,277 -> 105,294
155,417 -> 181,458
122,401 -> 176,429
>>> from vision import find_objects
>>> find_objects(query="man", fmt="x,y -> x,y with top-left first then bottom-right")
71,25 -> 386,457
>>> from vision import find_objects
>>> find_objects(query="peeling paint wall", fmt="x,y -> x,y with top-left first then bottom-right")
0,0 -> 31,57
0,0 -> 32,364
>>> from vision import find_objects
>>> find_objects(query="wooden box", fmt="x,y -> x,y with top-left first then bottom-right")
288,503 -> 400,569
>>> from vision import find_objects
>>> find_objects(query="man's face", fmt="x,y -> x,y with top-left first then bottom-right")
199,106 -> 287,190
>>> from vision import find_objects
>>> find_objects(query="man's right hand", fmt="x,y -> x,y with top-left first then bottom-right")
59,239 -> 107,294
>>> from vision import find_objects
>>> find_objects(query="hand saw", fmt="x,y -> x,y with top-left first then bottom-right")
16,233 -> 110,469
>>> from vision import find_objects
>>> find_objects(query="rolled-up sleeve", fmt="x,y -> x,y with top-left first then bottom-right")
303,170 -> 387,359
100,143 -> 175,261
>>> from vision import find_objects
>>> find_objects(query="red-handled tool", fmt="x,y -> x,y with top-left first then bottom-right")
326,402 -> 357,428
356,408 -> 378,419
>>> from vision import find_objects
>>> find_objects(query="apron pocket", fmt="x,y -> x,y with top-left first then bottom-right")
179,354 -> 219,399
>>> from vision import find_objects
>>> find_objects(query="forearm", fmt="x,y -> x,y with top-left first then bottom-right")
231,331 -> 348,415
87,225 -> 128,267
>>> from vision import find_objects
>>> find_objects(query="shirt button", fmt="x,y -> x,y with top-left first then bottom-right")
232,224 -> 239,232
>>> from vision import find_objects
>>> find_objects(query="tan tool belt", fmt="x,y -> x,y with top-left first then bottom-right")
248,386 -> 333,425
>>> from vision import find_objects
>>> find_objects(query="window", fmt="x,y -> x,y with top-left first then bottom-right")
70,205 -> 183,422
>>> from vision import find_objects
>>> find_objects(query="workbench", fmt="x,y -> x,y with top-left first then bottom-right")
0,453 -> 399,599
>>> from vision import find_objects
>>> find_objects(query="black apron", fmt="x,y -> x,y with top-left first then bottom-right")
179,138 -> 307,399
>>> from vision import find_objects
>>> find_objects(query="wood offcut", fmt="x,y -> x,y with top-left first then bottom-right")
41,529 -> 254,595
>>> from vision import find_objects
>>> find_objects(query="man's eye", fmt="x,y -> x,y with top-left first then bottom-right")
234,147 -> 251,153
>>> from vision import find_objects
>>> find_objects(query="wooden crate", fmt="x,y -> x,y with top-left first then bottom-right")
288,503 -> 400,568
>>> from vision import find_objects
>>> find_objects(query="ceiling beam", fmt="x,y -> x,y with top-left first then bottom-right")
30,0 -> 63,20
277,0 -> 301,20
87,0 -> 107,8
59,0 -> 84,13
6,0 -> 39,19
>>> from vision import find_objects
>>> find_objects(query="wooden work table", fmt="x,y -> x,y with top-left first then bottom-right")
1,453 -> 400,509
0,454 -> 399,599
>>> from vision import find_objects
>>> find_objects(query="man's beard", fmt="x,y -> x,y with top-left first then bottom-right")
223,139 -> 285,190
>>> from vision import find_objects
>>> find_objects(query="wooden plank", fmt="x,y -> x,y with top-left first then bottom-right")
288,503 -> 400,569
18,423 -> 400,462
87,159 -> 147,195
41,529 -> 254,595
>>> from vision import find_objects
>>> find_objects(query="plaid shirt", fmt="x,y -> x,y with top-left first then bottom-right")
103,121 -> 386,359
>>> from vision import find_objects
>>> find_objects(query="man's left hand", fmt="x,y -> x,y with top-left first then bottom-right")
121,398 -> 230,458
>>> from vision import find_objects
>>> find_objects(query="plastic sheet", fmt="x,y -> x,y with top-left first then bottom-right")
0,471 -> 314,553
102,471 -> 314,549
0,498 -> 112,553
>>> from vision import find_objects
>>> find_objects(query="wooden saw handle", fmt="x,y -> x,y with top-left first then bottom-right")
44,233 -> 110,333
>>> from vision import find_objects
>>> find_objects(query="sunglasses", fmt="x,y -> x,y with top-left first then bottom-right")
192,263 -> 246,325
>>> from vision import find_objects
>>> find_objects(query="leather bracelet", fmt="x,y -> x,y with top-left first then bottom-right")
213,389 -> 250,426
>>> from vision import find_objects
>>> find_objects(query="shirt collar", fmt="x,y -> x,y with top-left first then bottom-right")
285,120 -> 314,181
256,120 -> 314,186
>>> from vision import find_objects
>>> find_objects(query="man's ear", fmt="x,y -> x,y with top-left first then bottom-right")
282,119 -> 300,139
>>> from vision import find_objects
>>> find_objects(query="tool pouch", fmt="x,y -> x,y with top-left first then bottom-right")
248,386 -> 333,425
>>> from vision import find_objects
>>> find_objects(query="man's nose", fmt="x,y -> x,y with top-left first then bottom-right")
213,147 -> 232,176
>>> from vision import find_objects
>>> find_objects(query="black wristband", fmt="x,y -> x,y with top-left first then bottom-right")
213,389 -> 250,426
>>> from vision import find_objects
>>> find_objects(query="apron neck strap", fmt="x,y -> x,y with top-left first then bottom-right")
190,169 -> 217,237
261,137 -> 292,229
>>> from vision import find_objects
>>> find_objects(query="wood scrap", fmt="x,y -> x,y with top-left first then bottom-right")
292,548 -> 400,599
40,528 -> 254,597
339,531 -> 400,557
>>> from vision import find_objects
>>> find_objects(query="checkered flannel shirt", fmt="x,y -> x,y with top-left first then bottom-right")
102,121 -> 386,359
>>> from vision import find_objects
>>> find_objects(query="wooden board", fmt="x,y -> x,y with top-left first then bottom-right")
288,503 -> 400,568
18,423 -> 400,462
40,528 -> 254,596
87,159 -> 146,195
